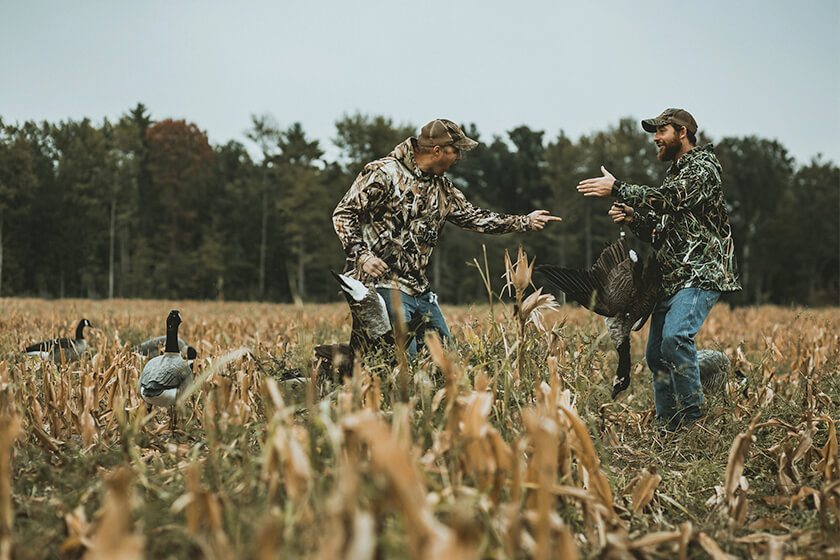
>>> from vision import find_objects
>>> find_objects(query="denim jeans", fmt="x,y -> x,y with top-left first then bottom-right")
646,287 -> 720,431
376,288 -> 450,356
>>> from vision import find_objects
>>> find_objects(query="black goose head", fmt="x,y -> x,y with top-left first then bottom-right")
166,310 -> 182,328
331,271 -> 391,339
76,318 -> 93,339
164,310 -> 183,353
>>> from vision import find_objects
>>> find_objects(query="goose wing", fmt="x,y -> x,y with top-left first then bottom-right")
140,354 -> 190,394
537,239 -> 631,316
25,337 -> 73,353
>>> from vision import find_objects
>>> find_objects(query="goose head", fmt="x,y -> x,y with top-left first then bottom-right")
76,318 -> 93,339
331,271 -> 391,338
166,310 -> 182,329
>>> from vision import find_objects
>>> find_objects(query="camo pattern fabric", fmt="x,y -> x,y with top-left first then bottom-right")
333,138 -> 531,295
615,144 -> 741,299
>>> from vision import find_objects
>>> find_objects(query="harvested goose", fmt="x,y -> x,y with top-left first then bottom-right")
24,318 -> 93,363
537,237 -> 660,398
314,271 -> 393,378
139,310 -> 192,433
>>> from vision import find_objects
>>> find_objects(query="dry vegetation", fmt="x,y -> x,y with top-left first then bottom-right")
0,253 -> 838,559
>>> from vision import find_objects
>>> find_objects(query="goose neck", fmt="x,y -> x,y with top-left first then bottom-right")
164,322 -> 181,353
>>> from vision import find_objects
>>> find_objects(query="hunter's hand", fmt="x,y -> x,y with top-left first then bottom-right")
528,210 -> 563,231
362,256 -> 389,278
609,202 -> 634,224
577,166 -> 616,198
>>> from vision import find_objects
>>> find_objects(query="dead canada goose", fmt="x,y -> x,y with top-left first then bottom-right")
536,237 -> 660,398
314,271 -> 394,378
24,318 -> 93,363
139,310 -> 192,433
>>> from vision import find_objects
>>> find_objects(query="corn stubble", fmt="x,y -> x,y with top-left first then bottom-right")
0,262 -> 838,559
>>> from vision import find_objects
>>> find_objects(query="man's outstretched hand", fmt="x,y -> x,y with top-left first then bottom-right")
577,166 -> 616,198
528,210 -> 563,231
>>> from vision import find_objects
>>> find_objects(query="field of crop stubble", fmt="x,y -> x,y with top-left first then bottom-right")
0,253 -> 837,559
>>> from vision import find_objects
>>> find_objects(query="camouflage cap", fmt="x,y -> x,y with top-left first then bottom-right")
641,108 -> 698,134
417,119 -> 479,151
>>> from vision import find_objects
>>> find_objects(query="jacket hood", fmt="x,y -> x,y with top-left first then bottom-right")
390,138 -> 428,179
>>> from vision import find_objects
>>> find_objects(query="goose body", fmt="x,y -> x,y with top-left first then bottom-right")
24,318 -> 92,362
537,238 -> 660,398
139,311 -> 192,430
134,335 -> 190,358
697,349 -> 730,394
314,272 -> 393,377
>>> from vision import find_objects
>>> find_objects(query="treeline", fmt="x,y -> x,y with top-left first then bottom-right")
0,104 -> 837,306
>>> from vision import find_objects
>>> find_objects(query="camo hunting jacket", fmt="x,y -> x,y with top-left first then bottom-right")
333,138 -> 531,295
614,144 -> 741,299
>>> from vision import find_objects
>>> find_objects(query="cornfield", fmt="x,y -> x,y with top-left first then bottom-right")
0,252 -> 838,559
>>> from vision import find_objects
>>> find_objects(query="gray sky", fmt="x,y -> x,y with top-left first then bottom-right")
2,0 -> 838,166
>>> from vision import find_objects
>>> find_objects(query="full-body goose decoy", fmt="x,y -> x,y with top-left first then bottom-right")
24,318 -> 93,363
314,271 -> 394,377
139,310 -> 192,432
537,237 -> 660,398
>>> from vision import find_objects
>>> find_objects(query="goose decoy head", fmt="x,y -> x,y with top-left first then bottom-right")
76,318 -> 93,338
166,310 -> 182,329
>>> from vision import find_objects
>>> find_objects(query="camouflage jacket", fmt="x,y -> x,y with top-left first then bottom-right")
333,138 -> 531,295
615,144 -> 741,299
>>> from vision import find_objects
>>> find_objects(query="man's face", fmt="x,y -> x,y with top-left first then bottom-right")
431,145 -> 461,175
653,125 -> 683,162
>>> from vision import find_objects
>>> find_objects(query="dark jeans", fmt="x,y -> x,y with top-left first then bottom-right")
646,287 -> 720,431
376,288 -> 450,356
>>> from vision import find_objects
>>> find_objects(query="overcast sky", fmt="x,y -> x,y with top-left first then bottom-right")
2,0 -> 838,166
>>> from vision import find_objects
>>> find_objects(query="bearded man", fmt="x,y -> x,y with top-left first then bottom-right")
576,108 -> 741,435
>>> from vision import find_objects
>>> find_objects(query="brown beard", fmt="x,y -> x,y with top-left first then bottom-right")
657,140 -> 681,162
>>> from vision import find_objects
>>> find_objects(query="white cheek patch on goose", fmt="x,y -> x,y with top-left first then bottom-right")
629,249 -> 638,263
338,273 -> 369,303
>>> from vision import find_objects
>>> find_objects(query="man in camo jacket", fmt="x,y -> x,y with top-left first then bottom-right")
577,108 -> 741,434
333,118 -> 561,355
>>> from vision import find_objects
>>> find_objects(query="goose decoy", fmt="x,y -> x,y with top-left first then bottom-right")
536,237 -> 660,398
133,335 -> 190,358
697,349 -> 731,394
139,310 -> 192,433
314,271 -> 394,378
24,318 -> 93,363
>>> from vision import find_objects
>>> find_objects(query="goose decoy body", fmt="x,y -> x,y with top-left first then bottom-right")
134,335 -> 190,358
697,349 -> 731,394
24,318 -> 93,363
314,271 -> 394,377
139,310 -> 192,432
537,237 -> 660,398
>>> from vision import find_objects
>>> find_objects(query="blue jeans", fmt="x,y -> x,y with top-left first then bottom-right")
376,289 -> 450,356
646,287 -> 720,431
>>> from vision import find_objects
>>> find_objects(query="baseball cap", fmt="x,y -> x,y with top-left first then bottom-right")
417,119 -> 479,151
641,108 -> 698,134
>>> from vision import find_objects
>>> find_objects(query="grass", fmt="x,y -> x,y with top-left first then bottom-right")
0,292 -> 838,559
